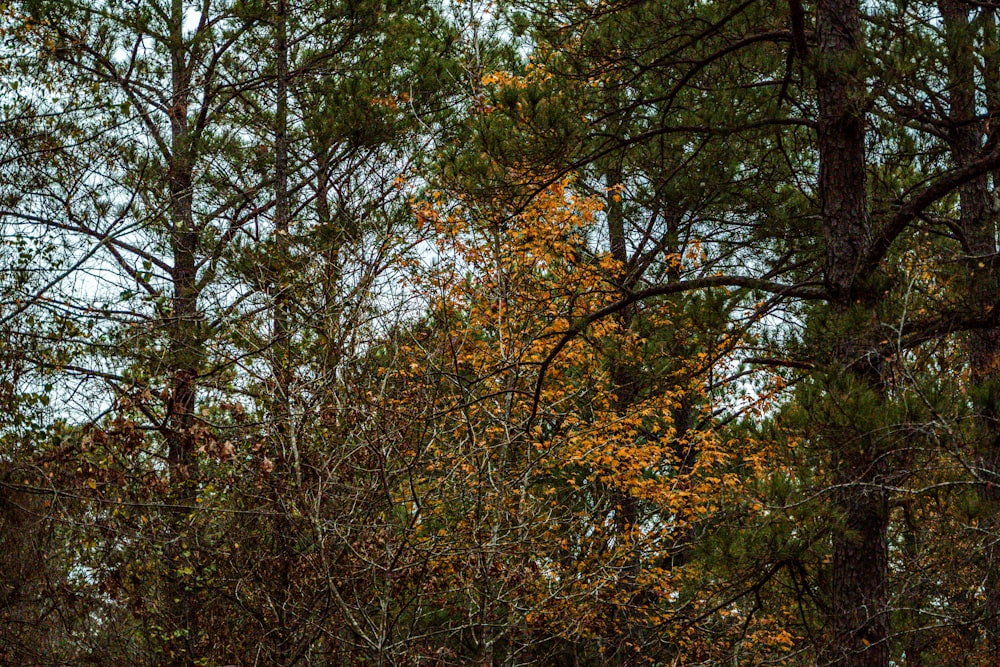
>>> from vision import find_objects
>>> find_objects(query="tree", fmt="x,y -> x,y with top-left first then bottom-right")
6,0 -> 1000,664
466,1 -> 1000,665
402,175 -> 777,664
1,0 -> 458,662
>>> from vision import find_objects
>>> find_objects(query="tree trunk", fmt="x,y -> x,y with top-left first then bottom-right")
164,0 -> 202,663
942,2 -> 1000,659
815,1 -> 890,665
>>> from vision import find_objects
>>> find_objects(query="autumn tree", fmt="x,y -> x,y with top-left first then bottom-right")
463,1 -> 1000,665
7,0 -> 1000,665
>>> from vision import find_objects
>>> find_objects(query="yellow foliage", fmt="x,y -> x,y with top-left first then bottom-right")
391,173 -> 778,655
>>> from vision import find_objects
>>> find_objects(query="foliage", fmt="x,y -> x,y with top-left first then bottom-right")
3,0 -> 1000,666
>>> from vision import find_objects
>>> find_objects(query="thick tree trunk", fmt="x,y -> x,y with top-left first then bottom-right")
826,441 -> 889,667
815,1 -> 890,665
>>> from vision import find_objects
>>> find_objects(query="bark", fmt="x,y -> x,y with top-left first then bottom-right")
269,3 -> 302,664
166,0 -> 199,484
273,0 -> 291,380
943,2 -> 1000,659
815,1 -> 890,665
164,0 -> 203,663
272,0 -> 294,444
816,0 -> 869,302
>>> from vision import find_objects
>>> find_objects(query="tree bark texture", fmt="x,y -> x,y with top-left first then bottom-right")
165,0 -> 203,663
816,1 -> 890,665
941,1 -> 1000,659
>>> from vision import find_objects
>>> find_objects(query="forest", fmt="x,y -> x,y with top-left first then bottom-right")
2,0 -> 1000,665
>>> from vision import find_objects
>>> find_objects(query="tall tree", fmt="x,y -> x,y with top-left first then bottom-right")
474,1 -> 1000,665
939,2 -> 1000,657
